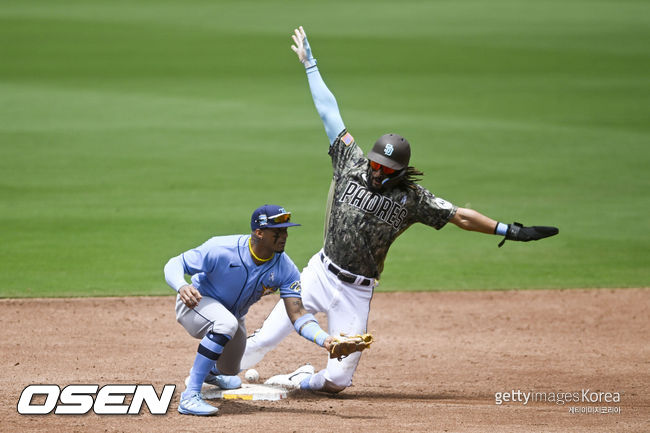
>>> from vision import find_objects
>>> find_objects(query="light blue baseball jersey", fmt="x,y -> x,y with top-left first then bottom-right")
180,234 -> 302,318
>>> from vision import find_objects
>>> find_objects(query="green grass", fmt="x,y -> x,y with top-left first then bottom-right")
1,0 -> 648,297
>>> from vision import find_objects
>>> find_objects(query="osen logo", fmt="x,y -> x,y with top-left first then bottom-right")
17,384 -> 176,415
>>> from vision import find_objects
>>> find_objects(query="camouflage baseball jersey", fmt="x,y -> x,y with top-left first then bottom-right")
323,130 -> 458,278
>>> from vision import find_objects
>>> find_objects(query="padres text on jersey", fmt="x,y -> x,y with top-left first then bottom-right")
339,180 -> 408,229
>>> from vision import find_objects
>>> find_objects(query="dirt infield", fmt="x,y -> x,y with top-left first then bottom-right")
1,288 -> 648,433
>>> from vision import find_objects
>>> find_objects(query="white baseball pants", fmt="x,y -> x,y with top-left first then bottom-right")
241,251 -> 375,389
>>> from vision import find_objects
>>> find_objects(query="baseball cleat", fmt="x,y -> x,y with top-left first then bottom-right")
264,363 -> 314,389
204,373 -> 242,390
177,392 -> 219,416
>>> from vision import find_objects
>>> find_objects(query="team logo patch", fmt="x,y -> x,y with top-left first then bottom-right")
262,284 -> 279,296
434,197 -> 453,210
384,143 -> 394,156
289,281 -> 302,293
341,132 -> 354,147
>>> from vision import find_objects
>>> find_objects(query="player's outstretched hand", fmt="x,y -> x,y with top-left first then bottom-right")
323,336 -> 334,352
328,333 -> 374,361
291,26 -> 316,68
498,222 -> 559,247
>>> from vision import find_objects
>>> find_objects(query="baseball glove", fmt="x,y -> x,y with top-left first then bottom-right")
329,333 -> 374,360
498,222 -> 559,247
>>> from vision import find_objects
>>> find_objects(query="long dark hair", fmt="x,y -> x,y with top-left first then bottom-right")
402,166 -> 424,189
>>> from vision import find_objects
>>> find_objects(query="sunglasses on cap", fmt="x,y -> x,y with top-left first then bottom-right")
369,160 -> 396,175
268,212 -> 291,224
256,212 -> 292,227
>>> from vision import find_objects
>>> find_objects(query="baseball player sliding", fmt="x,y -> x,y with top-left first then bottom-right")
164,204 -> 367,416
236,27 -> 559,394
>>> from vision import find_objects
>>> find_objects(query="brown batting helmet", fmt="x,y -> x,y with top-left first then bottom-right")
367,133 -> 411,171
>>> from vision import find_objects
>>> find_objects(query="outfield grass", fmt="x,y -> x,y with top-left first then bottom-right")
1,0 -> 648,297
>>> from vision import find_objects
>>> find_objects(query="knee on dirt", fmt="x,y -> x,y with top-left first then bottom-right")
322,370 -> 353,393
322,380 -> 347,393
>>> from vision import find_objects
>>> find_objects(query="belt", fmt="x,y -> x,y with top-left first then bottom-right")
320,253 -> 373,287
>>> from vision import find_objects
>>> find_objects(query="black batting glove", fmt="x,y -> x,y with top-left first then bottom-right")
498,222 -> 559,247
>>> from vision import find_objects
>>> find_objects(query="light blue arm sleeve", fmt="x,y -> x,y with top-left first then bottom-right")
306,66 -> 346,145
164,255 -> 188,292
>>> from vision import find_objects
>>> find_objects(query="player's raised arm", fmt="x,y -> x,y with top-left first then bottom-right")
291,26 -> 345,145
